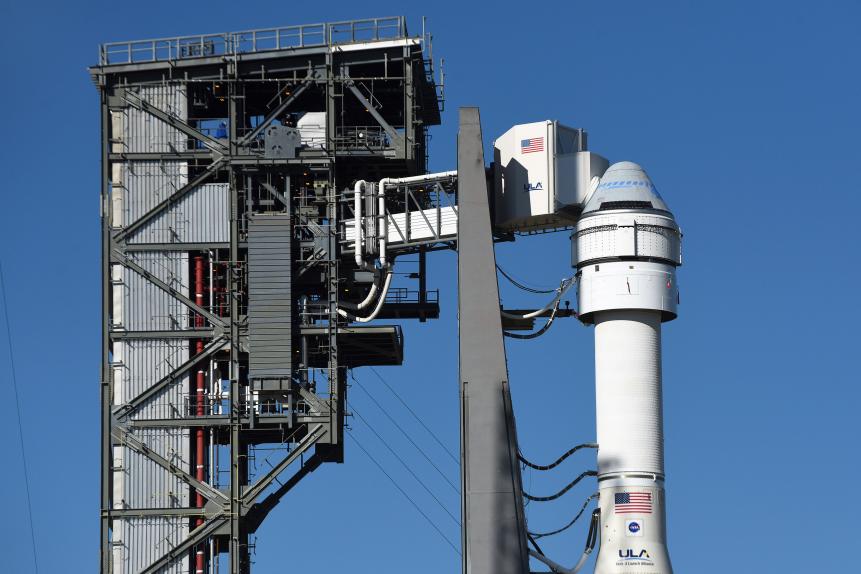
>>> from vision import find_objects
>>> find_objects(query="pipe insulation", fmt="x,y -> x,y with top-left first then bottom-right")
594,309 -> 663,477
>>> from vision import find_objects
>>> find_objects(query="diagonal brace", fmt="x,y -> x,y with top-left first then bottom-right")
346,80 -> 404,149
239,72 -> 318,146
140,515 -> 227,574
123,90 -> 227,153
113,336 -> 228,420
112,425 -> 228,503
245,452 -> 323,532
113,158 -> 225,243
241,424 -> 327,504
112,248 -> 225,328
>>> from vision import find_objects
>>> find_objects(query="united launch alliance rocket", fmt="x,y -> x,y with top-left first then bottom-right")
573,162 -> 682,574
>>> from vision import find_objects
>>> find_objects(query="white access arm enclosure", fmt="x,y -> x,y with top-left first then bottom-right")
493,120 -> 608,231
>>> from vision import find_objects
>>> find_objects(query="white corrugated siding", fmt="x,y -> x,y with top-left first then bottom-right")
121,85 -> 189,154
113,252 -> 189,331
112,250 -> 192,573
123,173 -> 229,244
110,82 -> 224,574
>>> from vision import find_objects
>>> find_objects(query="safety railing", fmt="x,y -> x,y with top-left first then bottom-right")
385,288 -> 440,305
99,16 -> 408,65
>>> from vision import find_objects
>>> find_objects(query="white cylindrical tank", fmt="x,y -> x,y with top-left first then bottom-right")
573,162 -> 681,574
595,310 -> 663,477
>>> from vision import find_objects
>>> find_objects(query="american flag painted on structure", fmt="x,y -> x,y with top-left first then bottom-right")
520,137 -> 544,153
614,492 -> 652,514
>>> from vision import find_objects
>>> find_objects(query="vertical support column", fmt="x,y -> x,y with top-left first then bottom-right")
403,45 -> 414,162
227,77 -> 249,574
324,51 -> 343,461
99,83 -> 113,574
457,107 -> 529,574
325,53 -> 336,154
193,255 -> 207,574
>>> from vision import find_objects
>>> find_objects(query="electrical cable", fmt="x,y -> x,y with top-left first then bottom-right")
500,277 -> 575,321
347,429 -> 461,556
504,301 -> 561,340
0,262 -> 39,574
351,372 -> 459,493
527,533 -> 545,555
349,402 -> 461,526
496,264 -> 556,294
368,367 -> 459,465
519,443 -> 598,471
522,471 -> 597,502
528,493 -> 599,539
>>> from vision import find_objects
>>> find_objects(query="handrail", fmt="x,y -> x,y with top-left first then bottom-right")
99,16 -> 409,65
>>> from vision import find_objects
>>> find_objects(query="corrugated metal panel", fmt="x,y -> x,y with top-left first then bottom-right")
126,178 -> 229,244
115,252 -> 190,332
247,214 -> 293,379
112,248 -> 193,574
122,85 -> 189,154
121,161 -> 189,227
118,160 -> 228,244
112,515 -> 189,574
112,338 -> 192,574
110,83 -> 219,573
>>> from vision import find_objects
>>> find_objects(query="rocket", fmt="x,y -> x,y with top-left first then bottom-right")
572,162 -> 682,574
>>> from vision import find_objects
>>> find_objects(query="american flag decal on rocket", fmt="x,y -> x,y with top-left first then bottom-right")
614,492 -> 652,514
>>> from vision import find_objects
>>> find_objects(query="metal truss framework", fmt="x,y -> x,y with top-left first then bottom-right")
93,17 -> 445,574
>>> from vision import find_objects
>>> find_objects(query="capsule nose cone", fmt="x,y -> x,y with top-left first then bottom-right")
583,161 -> 670,214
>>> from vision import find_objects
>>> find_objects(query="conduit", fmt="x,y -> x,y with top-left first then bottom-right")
500,277 -> 575,321
193,255 -> 207,574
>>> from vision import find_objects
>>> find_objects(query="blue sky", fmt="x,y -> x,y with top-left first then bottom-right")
0,1 -> 859,572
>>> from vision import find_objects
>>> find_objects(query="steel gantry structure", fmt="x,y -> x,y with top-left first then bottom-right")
91,17 -> 450,573
93,15 -> 684,574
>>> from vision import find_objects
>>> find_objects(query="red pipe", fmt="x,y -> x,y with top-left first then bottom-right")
193,255 -> 207,574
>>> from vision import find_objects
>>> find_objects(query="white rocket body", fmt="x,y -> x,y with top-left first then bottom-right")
572,162 -> 682,574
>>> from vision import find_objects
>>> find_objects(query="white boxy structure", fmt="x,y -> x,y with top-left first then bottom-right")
493,120 -> 609,231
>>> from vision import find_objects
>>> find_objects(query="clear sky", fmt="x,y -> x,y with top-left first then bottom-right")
0,1 -> 858,572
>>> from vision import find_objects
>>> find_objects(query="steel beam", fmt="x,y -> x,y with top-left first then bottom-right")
106,507 -> 211,518
112,248 -> 225,328
110,328 -> 216,340
121,242 -> 232,253
128,414 -> 330,429
112,158 -> 225,243
241,424 -> 327,504
238,72 -> 317,145
245,453 -> 323,532
457,107 -> 529,574
113,336 -> 228,420
140,516 -> 228,574
346,80 -> 405,149
122,89 -> 228,153
112,426 -> 228,503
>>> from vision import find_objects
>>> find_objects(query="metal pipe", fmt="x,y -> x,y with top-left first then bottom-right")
337,267 -> 393,323
193,255 -> 207,574
499,277 -> 575,320
377,180 -> 389,266
354,180 -> 366,268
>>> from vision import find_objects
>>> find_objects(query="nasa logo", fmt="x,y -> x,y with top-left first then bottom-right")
522,182 -> 543,192
628,521 -> 640,533
625,519 -> 644,537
